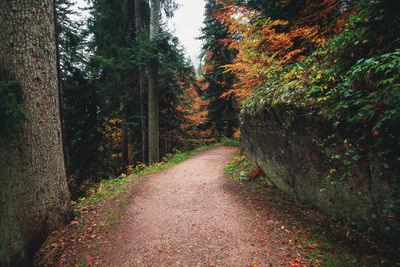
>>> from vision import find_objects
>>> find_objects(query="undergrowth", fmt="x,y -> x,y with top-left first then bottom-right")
220,137 -> 241,147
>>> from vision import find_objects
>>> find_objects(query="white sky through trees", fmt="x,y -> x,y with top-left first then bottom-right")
167,0 -> 205,68
74,0 -> 205,69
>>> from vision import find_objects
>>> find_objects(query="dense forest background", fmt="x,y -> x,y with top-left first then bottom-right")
51,0 -> 222,198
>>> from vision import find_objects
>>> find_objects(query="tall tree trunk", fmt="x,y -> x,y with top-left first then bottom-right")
148,0 -> 160,163
0,1 -> 72,265
121,101 -> 129,170
139,71 -> 148,164
54,1 -> 69,175
135,0 -> 148,164
164,117 -> 168,154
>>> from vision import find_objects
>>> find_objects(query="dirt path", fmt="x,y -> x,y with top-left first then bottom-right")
94,147 -> 292,266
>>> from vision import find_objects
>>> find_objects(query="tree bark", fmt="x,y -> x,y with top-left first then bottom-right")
121,101 -> 129,170
0,1 -> 71,265
148,0 -> 160,163
54,1 -> 70,175
135,0 -> 148,165
139,70 -> 148,164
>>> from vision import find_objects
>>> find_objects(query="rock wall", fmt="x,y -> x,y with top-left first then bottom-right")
241,104 -> 399,244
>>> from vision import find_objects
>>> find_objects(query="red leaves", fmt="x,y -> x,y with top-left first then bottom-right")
311,154 -> 317,160
361,116 -> 368,124
251,167 -> 262,179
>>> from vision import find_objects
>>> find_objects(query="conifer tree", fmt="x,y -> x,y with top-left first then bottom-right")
200,0 -> 239,138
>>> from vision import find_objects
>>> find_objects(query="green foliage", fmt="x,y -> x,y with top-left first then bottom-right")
323,50 -> 400,166
225,152 -> 250,180
220,137 -> 241,147
0,67 -> 28,138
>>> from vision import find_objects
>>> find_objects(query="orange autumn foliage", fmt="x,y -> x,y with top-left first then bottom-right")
177,78 -> 210,138
214,0 -> 350,104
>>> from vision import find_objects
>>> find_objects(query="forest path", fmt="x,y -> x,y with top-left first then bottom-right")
95,147 -> 296,266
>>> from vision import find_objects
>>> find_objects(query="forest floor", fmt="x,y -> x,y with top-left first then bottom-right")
34,146 -> 397,267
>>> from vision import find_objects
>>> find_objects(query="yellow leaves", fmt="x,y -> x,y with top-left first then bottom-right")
111,153 -> 122,159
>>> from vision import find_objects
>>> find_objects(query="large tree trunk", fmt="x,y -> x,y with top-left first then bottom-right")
0,1 -> 72,265
135,0 -> 148,165
148,0 -> 160,163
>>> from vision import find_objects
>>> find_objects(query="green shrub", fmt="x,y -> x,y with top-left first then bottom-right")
220,137 -> 241,147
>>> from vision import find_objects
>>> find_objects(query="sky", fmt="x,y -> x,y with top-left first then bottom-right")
166,1 -> 206,68
74,0 -> 206,69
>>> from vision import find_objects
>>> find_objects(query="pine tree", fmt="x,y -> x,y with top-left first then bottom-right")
200,0 -> 239,138
135,0 -> 149,164
89,0 -> 142,171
